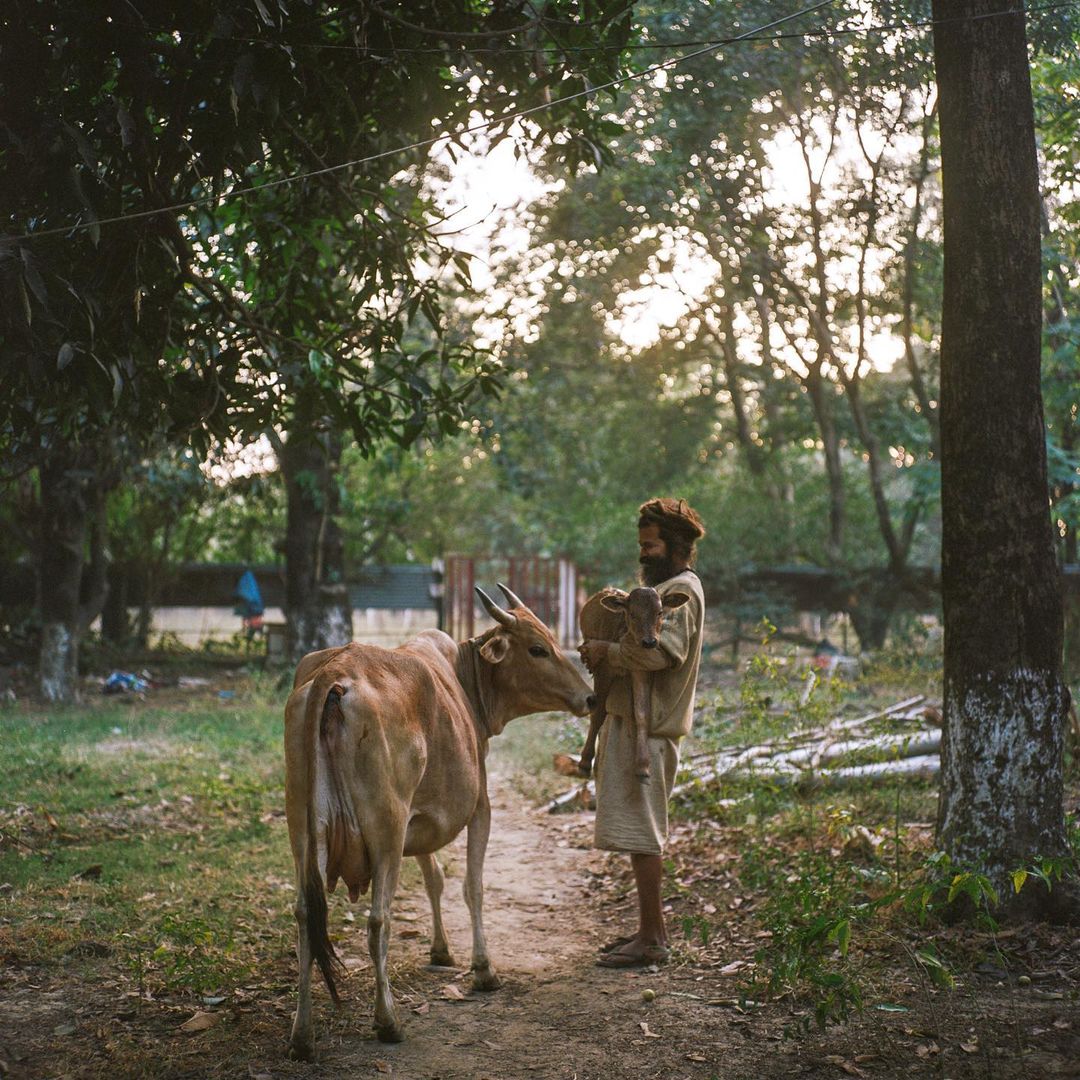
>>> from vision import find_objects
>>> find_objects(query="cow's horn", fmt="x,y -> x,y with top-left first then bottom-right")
497,582 -> 527,610
476,586 -> 517,628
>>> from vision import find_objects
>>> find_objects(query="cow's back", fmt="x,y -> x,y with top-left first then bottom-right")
579,589 -> 627,643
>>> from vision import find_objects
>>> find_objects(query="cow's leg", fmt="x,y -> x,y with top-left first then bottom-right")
630,670 -> 652,782
368,840 -> 405,1042
289,878 -> 316,1061
415,852 -> 454,967
464,796 -> 500,991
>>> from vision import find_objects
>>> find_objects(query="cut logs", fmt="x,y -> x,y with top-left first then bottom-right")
543,694 -> 942,812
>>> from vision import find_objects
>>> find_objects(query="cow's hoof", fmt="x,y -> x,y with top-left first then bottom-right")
429,948 -> 455,968
471,967 -> 501,992
374,1022 -> 405,1044
288,1039 -> 316,1062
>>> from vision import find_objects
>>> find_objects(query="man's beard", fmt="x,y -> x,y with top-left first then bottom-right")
639,554 -> 679,587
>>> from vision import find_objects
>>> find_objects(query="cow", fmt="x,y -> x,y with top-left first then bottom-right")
283,584 -> 594,1059
576,586 -> 690,782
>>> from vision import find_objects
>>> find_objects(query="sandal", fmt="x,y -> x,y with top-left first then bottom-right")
598,935 -> 634,954
595,944 -> 670,969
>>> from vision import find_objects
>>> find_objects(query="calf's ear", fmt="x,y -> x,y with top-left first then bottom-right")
599,593 -> 628,613
479,633 -> 511,664
662,591 -> 690,610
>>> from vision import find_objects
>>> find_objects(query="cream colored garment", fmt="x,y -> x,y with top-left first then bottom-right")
603,570 -> 705,738
593,716 -> 680,854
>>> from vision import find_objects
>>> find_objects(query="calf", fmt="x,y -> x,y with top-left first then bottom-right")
578,586 -> 689,781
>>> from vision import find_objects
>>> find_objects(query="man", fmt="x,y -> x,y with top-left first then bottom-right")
579,497 -> 706,968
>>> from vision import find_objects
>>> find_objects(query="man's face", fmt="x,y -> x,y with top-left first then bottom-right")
638,523 -> 676,586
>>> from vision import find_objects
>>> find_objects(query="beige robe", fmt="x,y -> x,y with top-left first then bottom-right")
594,570 -> 705,854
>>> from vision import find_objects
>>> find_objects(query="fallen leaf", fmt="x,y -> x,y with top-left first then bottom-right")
823,1056 -> 864,1077
180,1011 -> 220,1033
398,928 -> 421,939
719,960 -> 748,975
441,983 -> 466,1001
374,1060 -> 391,1073
53,1023 -> 77,1036
960,1040 -> 979,1053
413,1002 -> 430,1015
914,1042 -> 940,1059
638,1021 -> 661,1039
686,1052 -> 708,1062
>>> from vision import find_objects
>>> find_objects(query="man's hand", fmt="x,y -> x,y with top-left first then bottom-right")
578,639 -> 610,674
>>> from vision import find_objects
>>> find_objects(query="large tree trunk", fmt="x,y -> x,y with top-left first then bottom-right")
37,448 -> 109,702
280,416 -> 352,662
932,0 -> 1077,920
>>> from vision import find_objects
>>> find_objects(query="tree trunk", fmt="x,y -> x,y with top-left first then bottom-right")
38,449 -> 97,702
804,368 -> 845,564
280,417 -> 352,662
931,0 -> 1077,920
844,571 -> 902,653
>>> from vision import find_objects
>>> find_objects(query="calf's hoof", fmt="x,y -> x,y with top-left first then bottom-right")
471,966 -> 501,992
374,1022 -> 405,1044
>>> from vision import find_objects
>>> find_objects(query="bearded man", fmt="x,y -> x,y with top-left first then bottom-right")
579,497 -> 706,968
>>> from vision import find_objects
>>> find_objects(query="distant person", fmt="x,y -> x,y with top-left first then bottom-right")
578,497 -> 706,967
233,569 -> 265,641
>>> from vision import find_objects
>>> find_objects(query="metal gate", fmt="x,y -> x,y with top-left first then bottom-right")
443,555 -> 578,648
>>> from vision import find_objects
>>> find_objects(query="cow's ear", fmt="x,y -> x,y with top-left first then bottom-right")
479,633 -> 511,664
599,592 -> 628,613
662,591 -> 690,610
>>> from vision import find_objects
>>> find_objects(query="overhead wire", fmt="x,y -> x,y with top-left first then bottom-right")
10,1 -> 835,243
9,0 -> 1075,244
157,0 -> 1080,56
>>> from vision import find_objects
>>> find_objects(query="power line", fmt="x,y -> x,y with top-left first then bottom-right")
10,0 -> 1074,244
163,0 -> 1079,56
11,1 -> 835,244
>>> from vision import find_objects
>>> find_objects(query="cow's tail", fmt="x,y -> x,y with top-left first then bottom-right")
302,679 -> 348,1004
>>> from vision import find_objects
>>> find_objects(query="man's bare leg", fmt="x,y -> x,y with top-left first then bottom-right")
600,853 -> 669,963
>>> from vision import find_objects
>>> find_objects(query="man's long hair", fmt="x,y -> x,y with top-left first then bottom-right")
638,497 -> 706,566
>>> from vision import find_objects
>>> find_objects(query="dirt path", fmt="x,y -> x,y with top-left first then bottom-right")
290,779 -> 739,1080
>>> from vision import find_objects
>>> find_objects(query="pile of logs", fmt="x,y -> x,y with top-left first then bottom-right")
543,694 -> 941,814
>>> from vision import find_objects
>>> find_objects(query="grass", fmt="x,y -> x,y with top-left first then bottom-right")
0,679 -> 294,996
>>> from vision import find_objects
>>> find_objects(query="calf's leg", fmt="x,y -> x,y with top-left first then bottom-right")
463,794 -> 500,991
578,669 -> 612,777
630,670 -> 652,782
415,852 -> 454,967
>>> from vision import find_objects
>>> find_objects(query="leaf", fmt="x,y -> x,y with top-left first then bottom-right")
179,1011 -> 219,1033
57,343 -> 76,371
638,1021 -> 661,1039
1012,869 -> 1028,893
441,983 -> 466,1000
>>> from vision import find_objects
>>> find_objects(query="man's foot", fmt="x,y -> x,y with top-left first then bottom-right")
595,942 -> 670,968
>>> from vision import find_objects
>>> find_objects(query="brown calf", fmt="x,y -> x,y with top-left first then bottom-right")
578,586 -> 690,781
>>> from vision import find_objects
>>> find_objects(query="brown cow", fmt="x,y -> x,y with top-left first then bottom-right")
577,586 -> 690,781
284,584 -> 594,1059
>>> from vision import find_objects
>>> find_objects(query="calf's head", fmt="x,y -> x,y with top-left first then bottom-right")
475,584 -> 594,723
600,586 -> 689,649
